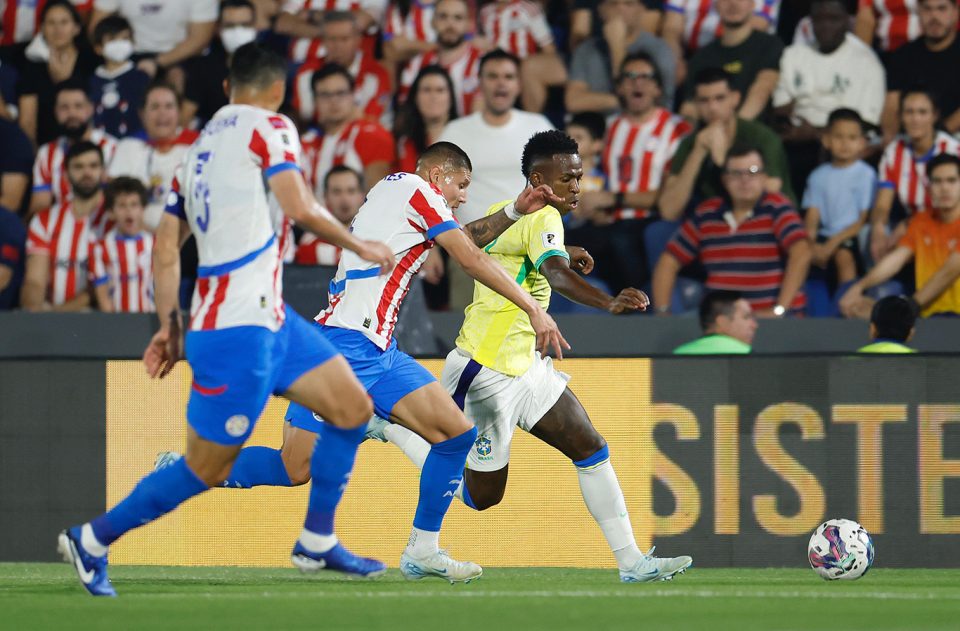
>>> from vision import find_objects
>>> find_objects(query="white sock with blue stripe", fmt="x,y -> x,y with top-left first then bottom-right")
575,445 -> 643,571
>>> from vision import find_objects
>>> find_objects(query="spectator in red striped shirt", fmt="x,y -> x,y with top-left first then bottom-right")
275,0 -> 386,63
399,0 -> 484,117
294,165 -> 365,266
870,88 -> 960,262
21,141 -> 112,312
854,0 -> 922,53
395,65 -> 458,174
476,0 -> 567,113
302,64 -> 395,197
91,176 -> 154,313
29,79 -> 117,217
578,52 -> 692,291
382,0 -> 438,72
652,144 -> 812,316
291,10 -> 392,126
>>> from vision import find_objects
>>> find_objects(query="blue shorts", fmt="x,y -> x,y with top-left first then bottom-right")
286,324 -> 435,432
186,306 -> 340,445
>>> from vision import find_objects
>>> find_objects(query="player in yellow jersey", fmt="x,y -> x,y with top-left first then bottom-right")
368,131 -> 694,582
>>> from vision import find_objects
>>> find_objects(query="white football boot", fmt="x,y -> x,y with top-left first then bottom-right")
400,548 -> 483,583
619,547 -> 693,583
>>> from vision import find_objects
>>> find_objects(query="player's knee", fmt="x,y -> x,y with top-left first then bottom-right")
286,463 -> 311,486
326,395 -> 373,429
571,435 -> 607,463
470,488 -> 505,511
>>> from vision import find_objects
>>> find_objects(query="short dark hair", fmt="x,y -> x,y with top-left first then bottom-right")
566,112 -> 606,142
417,141 -> 472,172
699,290 -> 743,332
144,80 -> 182,108
723,143 -> 765,171
693,67 -> 736,93
810,0 -> 851,11
54,78 -> 91,103
827,107 -> 866,134
479,48 -> 521,75
323,9 -> 357,27
219,0 -> 256,21
618,51 -> 663,89
871,295 -> 918,342
899,87 -> 940,115
40,0 -> 82,28
521,130 -> 579,179
324,164 -> 364,191
927,153 -> 960,179
65,140 -> 104,167
312,63 -> 355,93
228,42 -> 287,91
92,13 -> 133,46
105,176 -> 148,208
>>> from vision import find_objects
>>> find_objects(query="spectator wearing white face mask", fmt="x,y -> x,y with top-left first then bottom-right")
89,13 -> 150,138
181,0 -> 259,128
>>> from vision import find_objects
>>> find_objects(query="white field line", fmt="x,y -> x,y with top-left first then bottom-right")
83,589 -> 960,602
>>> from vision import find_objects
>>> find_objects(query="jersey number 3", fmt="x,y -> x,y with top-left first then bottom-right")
194,151 -> 214,233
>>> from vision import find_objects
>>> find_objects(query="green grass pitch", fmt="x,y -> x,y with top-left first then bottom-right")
2,564 -> 958,631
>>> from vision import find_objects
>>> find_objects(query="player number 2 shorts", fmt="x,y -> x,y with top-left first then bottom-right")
440,348 -> 569,472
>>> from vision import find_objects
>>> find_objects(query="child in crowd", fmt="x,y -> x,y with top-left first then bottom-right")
564,111 -> 607,227
802,108 -> 876,288
90,177 -> 154,313
88,14 -> 150,138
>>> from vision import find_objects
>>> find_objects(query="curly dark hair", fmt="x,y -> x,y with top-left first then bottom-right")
520,130 -> 579,179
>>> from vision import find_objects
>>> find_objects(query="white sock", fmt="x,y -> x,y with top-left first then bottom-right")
405,527 -> 439,557
80,523 -> 108,557
384,423 -> 431,470
298,529 -> 338,554
576,458 -> 644,570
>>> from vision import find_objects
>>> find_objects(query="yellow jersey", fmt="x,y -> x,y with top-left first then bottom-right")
455,200 -> 569,376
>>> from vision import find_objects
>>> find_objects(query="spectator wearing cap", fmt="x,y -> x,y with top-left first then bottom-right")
673,290 -> 758,354
858,295 -> 919,353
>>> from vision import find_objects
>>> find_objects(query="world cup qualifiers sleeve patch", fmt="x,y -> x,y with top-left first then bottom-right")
541,232 -> 558,248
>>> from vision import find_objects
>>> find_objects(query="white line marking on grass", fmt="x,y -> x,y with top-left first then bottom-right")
125,589 -> 960,602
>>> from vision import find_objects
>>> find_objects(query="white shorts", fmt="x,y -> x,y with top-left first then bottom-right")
440,349 -> 570,472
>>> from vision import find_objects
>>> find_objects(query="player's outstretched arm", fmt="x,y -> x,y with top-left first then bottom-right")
540,255 -> 648,314
436,228 -> 570,358
144,213 -> 188,378
269,169 -> 395,274
462,185 -> 562,247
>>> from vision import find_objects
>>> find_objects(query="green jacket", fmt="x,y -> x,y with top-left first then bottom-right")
857,341 -> 916,354
673,334 -> 752,355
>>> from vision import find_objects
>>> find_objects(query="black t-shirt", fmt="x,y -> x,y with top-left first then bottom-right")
0,118 -> 34,215
887,37 -> 960,118
685,31 -> 784,100
18,46 -> 100,145
183,43 -> 229,126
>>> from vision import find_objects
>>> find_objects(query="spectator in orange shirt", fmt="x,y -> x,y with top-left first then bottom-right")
841,153 -> 960,318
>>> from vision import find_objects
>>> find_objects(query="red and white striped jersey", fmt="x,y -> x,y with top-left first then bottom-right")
1,0 -> 92,46
399,45 -> 482,116
90,228 -> 154,313
33,130 -> 118,208
318,171 -> 459,348
302,118 -> 395,197
282,0 -> 387,63
664,0 -> 780,52
382,0 -> 436,45
291,51 -> 392,124
858,0 -> 920,52
295,232 -> 341,266
25,200 -> 111,306
166,105 -> 302,332
478,0 -> 553,59
879,132 -> 960,217
602,109 -> 692,221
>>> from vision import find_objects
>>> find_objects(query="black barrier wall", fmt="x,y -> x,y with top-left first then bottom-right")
0,357 -> 957,566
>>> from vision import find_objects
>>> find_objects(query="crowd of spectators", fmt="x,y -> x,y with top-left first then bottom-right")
3,0 -> 960,322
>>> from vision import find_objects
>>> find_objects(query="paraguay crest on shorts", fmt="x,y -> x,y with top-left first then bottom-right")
475,434 -> 493,460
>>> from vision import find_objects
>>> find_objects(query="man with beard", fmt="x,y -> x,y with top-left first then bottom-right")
29,80 -> 118,217
437,48 -> 553,308
21,141 -> 113,312
682,0 -> 784,121
399,0 -> 483,116
882,0 -> 960,143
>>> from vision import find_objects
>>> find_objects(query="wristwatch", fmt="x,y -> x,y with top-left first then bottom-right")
772,304 -> 786,317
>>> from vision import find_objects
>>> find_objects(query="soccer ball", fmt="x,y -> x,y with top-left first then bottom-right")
808,519 -> 874,580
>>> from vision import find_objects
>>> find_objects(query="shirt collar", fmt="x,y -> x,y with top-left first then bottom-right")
95,61 -> 135,80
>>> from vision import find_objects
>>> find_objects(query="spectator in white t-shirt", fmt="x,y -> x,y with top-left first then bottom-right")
89,0 -> 217,86
108,82 -> 199,230
437,48 -> 553,308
